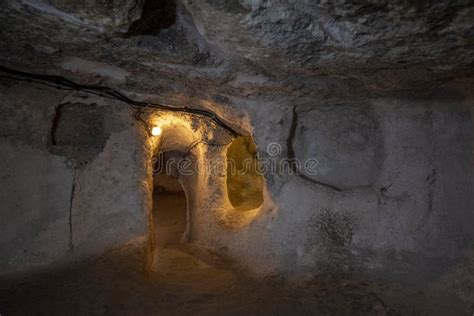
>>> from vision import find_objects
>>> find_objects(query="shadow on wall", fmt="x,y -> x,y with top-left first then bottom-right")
153,150 -> 187,193
127,0 -> 177,36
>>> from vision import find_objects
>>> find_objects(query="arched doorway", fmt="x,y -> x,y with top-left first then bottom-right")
148,116 -> 199,248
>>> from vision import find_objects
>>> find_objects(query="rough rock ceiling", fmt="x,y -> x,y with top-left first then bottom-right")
0,0 -> 473,102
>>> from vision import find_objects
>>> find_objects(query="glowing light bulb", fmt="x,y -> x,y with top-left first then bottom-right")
151,126 -> 162,136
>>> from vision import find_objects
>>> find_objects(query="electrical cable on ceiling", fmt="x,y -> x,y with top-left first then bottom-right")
0,65 -> 240,138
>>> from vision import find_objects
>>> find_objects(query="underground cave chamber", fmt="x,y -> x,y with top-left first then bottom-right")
0,0 -> 473,314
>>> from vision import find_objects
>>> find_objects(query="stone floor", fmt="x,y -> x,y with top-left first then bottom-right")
0,193 -> 466,315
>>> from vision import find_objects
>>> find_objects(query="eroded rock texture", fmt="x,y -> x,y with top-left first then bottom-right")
45,0 -> 144,30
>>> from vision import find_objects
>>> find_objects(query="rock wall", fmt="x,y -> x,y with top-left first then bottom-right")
188,90 -> 473,284
0,78 -> 472,288
0,82 -> 151,275
0,1 -> 472,310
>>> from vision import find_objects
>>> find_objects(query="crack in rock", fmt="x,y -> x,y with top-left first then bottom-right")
287,106 -> 341,192
68,169 -> 77,251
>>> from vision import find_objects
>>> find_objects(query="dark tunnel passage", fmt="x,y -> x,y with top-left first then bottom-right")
152,150 -> 188,246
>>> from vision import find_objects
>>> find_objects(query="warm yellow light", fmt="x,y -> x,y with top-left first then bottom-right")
151,126 -> 162,136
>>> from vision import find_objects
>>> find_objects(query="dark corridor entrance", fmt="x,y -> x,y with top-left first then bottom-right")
152,190 -> 187,246
152,149 -> 187,247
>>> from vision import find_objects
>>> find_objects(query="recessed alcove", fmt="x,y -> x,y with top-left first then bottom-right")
226,136 -> 264,212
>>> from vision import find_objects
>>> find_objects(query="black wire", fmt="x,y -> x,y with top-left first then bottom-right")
0,65 -> 240,137
0,75 -> 76,91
